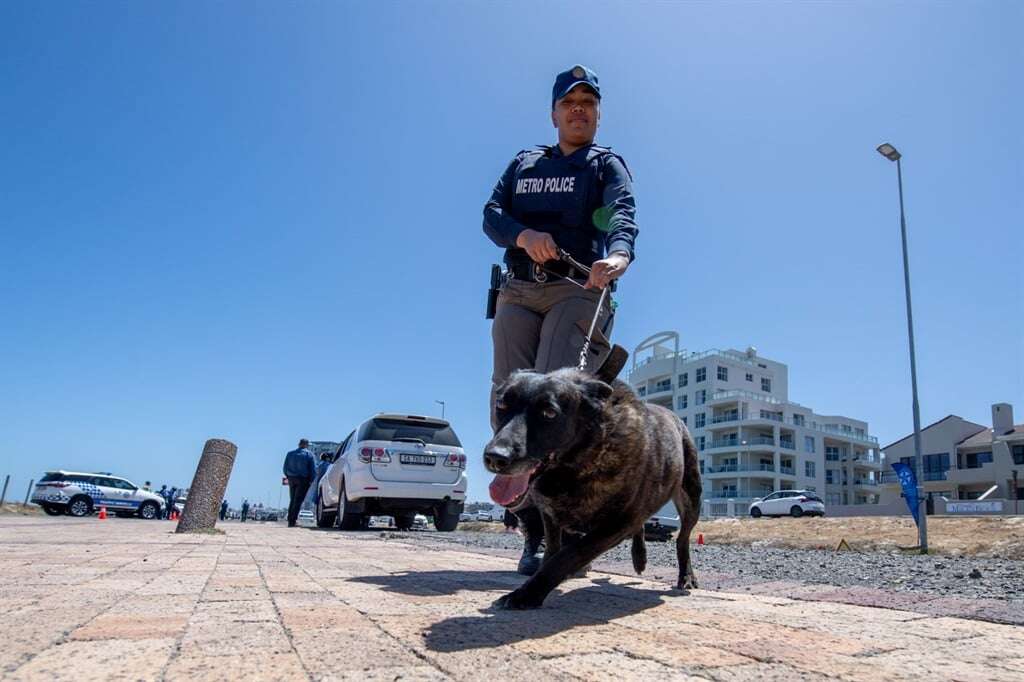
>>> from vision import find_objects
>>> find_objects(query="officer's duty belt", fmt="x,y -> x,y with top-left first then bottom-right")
508,260 -> 616,292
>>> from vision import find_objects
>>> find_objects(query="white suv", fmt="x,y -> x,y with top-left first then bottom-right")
315,414 -> 467,532
749,490 -> 825,518
31,471 -> 165,519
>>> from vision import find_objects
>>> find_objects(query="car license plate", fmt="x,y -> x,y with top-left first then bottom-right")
400,454 -> 436,466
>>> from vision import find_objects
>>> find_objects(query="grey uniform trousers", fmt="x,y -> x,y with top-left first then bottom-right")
490,277 -> 615,431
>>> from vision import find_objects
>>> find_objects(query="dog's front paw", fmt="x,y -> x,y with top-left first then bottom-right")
675,574 -> 698,593
493,589 -> 543,610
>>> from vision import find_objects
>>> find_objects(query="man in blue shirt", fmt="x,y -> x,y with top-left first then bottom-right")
483,65 -> 638,575
283,438 -> 316,527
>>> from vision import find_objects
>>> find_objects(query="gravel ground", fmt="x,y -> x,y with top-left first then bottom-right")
378,528 -> 1024,602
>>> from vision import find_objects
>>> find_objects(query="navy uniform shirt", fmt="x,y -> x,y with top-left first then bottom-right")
283,447 -> 316,480
482,143 -> 638,268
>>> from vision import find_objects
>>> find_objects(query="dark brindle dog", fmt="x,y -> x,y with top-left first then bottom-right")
485,346 -> 702,609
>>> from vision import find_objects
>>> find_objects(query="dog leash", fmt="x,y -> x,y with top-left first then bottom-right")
550,248 -> 609,371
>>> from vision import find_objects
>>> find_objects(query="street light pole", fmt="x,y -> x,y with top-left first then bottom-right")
877,142 -> 928,554
435,400 -> 445,420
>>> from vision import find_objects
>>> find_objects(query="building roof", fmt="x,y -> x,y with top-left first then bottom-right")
957,424 -> 1024,448
880,415 -> 986,451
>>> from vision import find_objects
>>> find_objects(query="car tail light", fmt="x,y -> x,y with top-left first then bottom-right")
443,454 -> 466,469
359,447 -> 391,463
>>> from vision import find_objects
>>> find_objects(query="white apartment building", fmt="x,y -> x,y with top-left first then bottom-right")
879,403 -> 1024,503
628,332 -> 882,515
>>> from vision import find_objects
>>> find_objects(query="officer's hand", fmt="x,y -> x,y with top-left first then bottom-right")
586,252 -> 630,289
516,229 -> 559,264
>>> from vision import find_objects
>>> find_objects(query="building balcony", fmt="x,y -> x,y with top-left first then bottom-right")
711,414 -> 740,425
710,389 -> 786,406
879,470 -> 950,484
779,440 -> 796,450
704,465 -> 776,475
779,465 -> 796,476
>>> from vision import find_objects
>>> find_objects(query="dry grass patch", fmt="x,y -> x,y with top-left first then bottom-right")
693,516 -> 1024,558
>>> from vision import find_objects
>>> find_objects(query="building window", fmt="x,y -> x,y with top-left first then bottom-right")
958,451 -> 993,469
695,389 -> 706,406
805,461 -> 816,478
699,460 -> 704,474
855,428 -> 865,437
695,367 -> 706,383
827,493 -> 841,506
745,372 -> 753,382
804,436 -> 815,453
806,485 -> 816,492
677,394 -> 688,410
682,416 -> 687,426
793,414 -> 805,427
697,436 -> 705,451
760,409 -> 783,422
826,469 -> 836,485
825,446 -> 840,461
636,386 -> 646,397
717,366 -> 728,381
1014,445 -> 1024,465
655,378 -> 671,393
761,377 -> 771,392
694,413 -> 706,429
679,372 -> 688,387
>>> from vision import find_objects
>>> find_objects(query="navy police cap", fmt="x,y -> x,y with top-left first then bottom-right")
552,64 -> 601,106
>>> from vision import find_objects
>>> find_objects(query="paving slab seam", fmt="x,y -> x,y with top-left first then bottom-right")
155,538 -> 224,681
286,540 -> 452,680
256,547 -> 316,682
4,534 -> 209,676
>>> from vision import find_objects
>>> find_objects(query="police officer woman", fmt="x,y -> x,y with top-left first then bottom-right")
482,65 -> 638,575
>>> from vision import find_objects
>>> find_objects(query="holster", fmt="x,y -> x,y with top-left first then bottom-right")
485,264 -> 502,319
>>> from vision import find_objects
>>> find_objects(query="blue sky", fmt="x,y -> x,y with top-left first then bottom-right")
2,2 -> 1020,507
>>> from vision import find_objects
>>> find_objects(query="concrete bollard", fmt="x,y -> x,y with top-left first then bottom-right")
176,438 -> 237,533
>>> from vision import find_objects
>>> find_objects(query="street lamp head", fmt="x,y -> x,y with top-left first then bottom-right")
876,143 -> 901,161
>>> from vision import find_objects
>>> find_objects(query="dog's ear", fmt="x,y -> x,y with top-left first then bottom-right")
595,345 -> 628,383
578,376 -> 614,413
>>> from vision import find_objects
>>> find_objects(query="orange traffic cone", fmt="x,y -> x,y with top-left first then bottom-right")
98,506 -> 107,520
697,533 -> 704,546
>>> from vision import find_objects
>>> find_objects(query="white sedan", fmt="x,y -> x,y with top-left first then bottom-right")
749,490 -> 825,518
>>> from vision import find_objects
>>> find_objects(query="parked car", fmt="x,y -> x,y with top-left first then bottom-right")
297,509 -> 314,525
31,471 -> 164,519
459,512 -> 474,522
476,509 -> 497,522
749,490 -> 825,518
315,413 -> 467,532
643,518 -> 674,542
413,513 -> 429,529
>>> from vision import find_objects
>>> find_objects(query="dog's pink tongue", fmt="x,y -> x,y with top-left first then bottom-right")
489,473 -> 531,507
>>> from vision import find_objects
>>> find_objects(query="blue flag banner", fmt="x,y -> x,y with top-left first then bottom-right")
892,462 -> 920,527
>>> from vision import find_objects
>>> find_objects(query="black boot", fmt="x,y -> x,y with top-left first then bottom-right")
516,506 -> 544,576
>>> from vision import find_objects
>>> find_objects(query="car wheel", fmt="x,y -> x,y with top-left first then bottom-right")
394,512 -> 415,531
750,506 -> 762,518
67,496 -> 93,517
337,487 -> 362,531
433,507 -> 460,532
316,495 -> 336,529
138,501 -> 160,520
790,505 -> 804,518
42,504 -> 64,516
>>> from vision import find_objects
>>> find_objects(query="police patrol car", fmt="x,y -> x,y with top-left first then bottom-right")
32,470 -> 165,519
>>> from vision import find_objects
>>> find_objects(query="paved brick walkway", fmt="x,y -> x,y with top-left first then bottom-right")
1,516 -> 1022,681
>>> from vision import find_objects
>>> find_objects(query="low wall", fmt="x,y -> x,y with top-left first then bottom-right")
823,501 -> 908,518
